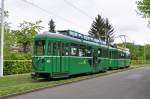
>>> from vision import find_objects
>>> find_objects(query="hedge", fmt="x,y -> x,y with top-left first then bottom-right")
131,60 -> 150,65
4,60 -> 32,75
3,60 -> 150,75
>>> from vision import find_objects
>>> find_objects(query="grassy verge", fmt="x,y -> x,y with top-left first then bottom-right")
0,64 -> 149,98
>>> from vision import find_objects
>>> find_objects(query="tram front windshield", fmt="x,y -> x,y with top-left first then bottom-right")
34,40 -> 45,56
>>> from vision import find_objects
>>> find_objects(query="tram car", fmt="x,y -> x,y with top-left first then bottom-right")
32,30 -> 131,79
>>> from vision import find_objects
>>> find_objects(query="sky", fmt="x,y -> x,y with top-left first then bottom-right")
2,0 -> 150,44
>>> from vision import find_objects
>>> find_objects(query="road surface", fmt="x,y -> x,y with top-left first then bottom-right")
8,66 -> 150,99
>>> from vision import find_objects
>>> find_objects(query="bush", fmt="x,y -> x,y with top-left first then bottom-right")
4,52 -> 32,60
131,60 -> 150,65
4,60 -> 32,75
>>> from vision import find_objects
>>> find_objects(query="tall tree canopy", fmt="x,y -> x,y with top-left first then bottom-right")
89,14 -> 114,45
104,18 -> 114,44
137,0 -> 150,24
48,19 -> 56,33
13,20 -> 43,53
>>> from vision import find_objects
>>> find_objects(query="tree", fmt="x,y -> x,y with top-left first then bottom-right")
89,14 -> 114,45
13,20 -> 43,53
0,8 -> 9,20
104,18 -> 115,45
48,19 -> 56,33
137,0 -> 150,24
89,14 -> 105,39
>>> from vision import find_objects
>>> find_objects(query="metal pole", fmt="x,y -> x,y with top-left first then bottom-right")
0,0 -> 4,77
144,44 -> 146,63
124,35 -> 126,48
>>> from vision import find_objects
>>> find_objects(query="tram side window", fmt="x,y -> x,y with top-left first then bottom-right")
71,48 -> 78,56
53,43 -> 61,56
119,52 -> 122,59
115,51 -> 118,59
120,52 -> 124,59
35,40 -> 45,55
71,44 -> 78,56
62,44 -> 70,56
79,45 -> 86,57
111,51 -> 114,59
48,42 -> 52,55
109,51 -> 112,59
79,49 -> 83,56
102,49 -> 107,58
86,48 -> 92,57
98,48 -> 102,57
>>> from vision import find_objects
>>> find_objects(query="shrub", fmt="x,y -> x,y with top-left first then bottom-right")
4,60 -> 32,75
131,60 -> 150,65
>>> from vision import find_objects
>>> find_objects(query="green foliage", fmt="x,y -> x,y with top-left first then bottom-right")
4,27 -> 13,56
117,43 -> 150,60
131,60 -> 150,65
4,60 -> 32,75
89,14 -> 114,44
137,0 -> 150,25
5,53 -> 32,60
13,20 -> 43,53
48,19 -> 56,33
137,0 -> 150,18
105,18 -> 115,44
89,14 -> 105,39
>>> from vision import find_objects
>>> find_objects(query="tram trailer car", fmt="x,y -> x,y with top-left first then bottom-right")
32,30 -> 131,79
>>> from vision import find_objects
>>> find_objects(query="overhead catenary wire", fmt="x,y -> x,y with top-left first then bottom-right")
64,0 -> 94,20
21,0 -> 89,30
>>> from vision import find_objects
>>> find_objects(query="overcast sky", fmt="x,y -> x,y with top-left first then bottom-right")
3,0 -> 150,44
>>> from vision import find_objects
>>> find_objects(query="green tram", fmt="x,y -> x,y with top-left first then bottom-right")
32,30 -> 131,79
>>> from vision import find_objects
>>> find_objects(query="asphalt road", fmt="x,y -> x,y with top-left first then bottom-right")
8,66 -> 150,99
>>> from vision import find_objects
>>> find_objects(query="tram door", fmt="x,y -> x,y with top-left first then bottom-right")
52,42 -> 69,73
52,42 -> 61,73
61,43 -> 69,73
92,49 -> 98,72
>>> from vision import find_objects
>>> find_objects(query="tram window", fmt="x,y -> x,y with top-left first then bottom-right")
79,49 -> 83,56
98,49 -> 102,57
62,44 -> 70,56
53,43 -> 61,56
79,45 -> 86,57
116,51 -> 119,59
71,47 -> 77,56
86,48 -> 92,57
102,49 -> 107,58
112,51 -> 114,59
48,42 -> 52,55
121,53 -> 124,58
65,46 -> 70,56
35,40 -> 45,55
71,44 -> 78,56
109,51 -> 111,58
120,52 -> 122,58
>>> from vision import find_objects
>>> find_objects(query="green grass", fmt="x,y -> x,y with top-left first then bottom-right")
0,64 -> 150,97
0,69 -> 130,97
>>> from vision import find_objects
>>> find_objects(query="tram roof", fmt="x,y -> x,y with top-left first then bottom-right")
35,31 -> 108,48
35,31 -> 130,54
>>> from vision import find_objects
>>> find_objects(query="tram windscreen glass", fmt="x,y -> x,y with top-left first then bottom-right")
35,40 -> 45,55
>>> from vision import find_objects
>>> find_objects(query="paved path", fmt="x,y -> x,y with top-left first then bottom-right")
9,66 -> 150,99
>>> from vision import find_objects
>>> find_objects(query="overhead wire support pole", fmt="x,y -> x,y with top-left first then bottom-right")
144,43 -> 146,63
0,0 -> 4,77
